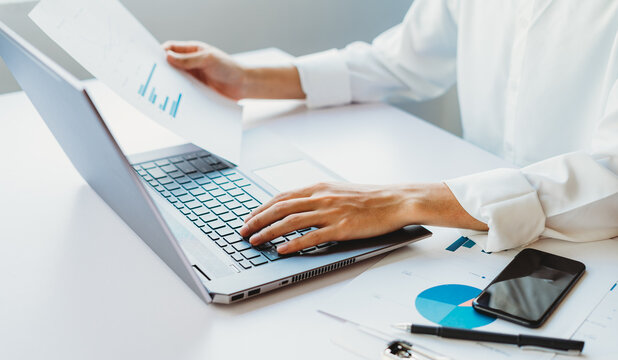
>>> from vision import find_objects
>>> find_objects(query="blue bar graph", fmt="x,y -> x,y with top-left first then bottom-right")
137,62 -> 182,118
446,237 -> 469,252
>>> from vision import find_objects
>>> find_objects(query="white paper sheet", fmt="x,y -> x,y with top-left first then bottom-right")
320,227 -> 618,360
29,0 -> 242,162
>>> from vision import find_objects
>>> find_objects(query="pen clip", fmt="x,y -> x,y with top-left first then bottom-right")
520,345 -> 582,356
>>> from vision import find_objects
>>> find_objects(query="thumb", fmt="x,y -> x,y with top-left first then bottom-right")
166,50 -> 208,70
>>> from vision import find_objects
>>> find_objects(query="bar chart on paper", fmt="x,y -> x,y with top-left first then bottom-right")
137,63 -> 182,118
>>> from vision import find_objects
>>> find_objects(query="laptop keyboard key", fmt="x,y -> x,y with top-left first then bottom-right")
263,248 -> 283,261
236,194 -> 252,203
232,241 -> 250,252
225,200 -> 242,210
158,176 -> 173,185
160,164 -> 177,173
176,161 -> 197,174
141,162 -> 156,169
224,234 -> 244,244
235,243 -> 255,253
208,219 -> 225,229
245,200 -> 260,209
221,182 -> 236,191
147,167 -> 166,179
171,189 -> 187,197
231,253 -> 243,262
233,208 -> 250,217
193,206 -> 210,216
228,188 -> 244,197
200,213 -> 218,223
177,194 -> 193,203
239,260 -> 252,269
216,226 -> 234,237
220,212 -> 236,222
195,177 -> 211,185
176,176 -> 192,184
250,255 -> 268,266
189,158 -> 213,173
227,219 -> 244,229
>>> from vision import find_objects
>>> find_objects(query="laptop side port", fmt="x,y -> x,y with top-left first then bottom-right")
248,288 -> 261,296
231,293 -> 244,302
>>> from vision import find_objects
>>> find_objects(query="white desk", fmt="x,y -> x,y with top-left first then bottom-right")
0,49 -> 510,360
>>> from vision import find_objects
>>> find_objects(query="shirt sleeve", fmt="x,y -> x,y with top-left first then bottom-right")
444,80 -> 618,252
293,0 -> 459,108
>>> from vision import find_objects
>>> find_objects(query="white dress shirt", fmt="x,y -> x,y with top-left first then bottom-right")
293,0 -> 618,252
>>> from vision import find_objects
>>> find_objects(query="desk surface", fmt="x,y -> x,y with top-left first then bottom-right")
0,49 -> 510,360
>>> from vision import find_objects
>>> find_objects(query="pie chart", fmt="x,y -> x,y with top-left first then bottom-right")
415,284 -> 496,329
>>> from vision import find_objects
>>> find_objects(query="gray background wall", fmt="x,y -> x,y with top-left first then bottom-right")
0,0 -> 460,135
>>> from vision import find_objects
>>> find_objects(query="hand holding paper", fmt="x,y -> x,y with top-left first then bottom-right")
30,0 -> 242,162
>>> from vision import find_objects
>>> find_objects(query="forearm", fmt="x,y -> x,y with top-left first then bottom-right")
241,65 -> 306,100
397,183 -> 488,231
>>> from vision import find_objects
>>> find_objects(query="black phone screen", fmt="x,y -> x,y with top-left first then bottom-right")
473,248 -> 585,327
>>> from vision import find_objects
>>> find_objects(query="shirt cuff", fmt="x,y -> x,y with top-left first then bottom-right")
293,49 -> 352,108
444,168 -> 546,252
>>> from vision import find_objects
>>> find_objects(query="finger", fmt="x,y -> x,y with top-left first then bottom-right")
166,50 -> 208,70
162,40 -> 202,53
277,228 -> 333,254
244,185 -> 321,223
248,211 -> 322,245
240,198 -> 317,237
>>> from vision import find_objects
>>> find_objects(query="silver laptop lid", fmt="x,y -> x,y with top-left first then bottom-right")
0,22 -> 212,303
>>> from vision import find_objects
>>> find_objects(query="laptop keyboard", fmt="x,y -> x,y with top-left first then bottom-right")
132,149 -> 332,271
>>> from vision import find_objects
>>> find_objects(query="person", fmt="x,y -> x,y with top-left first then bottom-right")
162,0 -> 618,255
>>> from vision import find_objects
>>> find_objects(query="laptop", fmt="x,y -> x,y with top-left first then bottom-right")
0,23 -> 431,304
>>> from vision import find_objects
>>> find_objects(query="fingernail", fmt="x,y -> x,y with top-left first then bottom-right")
277,243 -> 289,253
249,234 -> 260,244
239,225 -> 248,235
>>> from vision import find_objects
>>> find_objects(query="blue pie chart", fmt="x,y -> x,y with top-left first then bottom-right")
415,284 -> 496,329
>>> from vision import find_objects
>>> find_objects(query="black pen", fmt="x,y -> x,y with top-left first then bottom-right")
393,323 -> 584,355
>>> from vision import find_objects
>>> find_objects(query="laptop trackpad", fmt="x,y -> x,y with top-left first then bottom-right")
254,160 -> 337,192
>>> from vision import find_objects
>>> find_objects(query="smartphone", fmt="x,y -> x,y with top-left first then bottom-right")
472,248 -> 585,328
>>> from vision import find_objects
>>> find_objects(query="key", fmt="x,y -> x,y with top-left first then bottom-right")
301,247 -> 317,253
187,213 -> 198,221
160,164 -> 177,173
173,202 -> 184,209
213,207 -> 229,216
220,212 -> 236,222
245,200 -> 260,209
176,161 -> 197,174
189,158 -> 214,173
215,239 -> 227,248
221,183 -> 236,191
200,213 -> 218,223
169,156 -> 184,163
263,248 -> 283,261
193,206 -> 210,216
250,255 -> 268,266
176,176 -> 192,184
224,234 -> 244,244
236,194 -> 252,203
183,153 -> 198,161
154,185 -> 165,192
206,171 -> 222,179
161,191 -> 171,198
190,188 -> 206,196
233,208 -> 250,217
180,208 -> 191,215
147,167 -> 166,179
227,174 -> 242,182
200,227 -> 212,235
171,189 -> 187,197
208,219 -> 225,229
209,188 -> 225,197
233,242 -> 252,252
238,260 -> 252,269
188,172 -> 203,179
155,159 -> 170,166
182,182 -> 199,190
218,194 -> 233,203
169,171 -> 184,179
213,177 -> 229,185
225,200 -> 242,210
286,233 -> 301,240
141,162 -> 156,169
193,219 -> 206,228
271,237 -> 286,245
227,219 -> 244,229
224,247 -> 235,255
185,200 -> 201,209
228,188 -> 244,197
196,193 -> 214,203
231,253 -> 243,262
164,182 -> 180,191
195,177 -> 211,185
158,176 -> 173,185
177,194 -> 193,203
216,227 -> 234,237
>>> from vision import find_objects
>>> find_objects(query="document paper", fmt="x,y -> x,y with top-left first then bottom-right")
30,0 -> 242,162
321,227 -> 618,360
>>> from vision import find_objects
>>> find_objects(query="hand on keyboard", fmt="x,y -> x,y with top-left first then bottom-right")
239,182 -> 426,254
